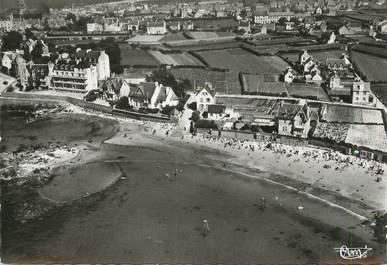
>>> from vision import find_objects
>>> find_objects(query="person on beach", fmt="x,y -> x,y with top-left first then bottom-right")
261,197 -> 267,211
203,219 -> 210,234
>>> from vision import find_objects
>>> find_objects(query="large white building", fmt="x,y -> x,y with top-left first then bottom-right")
146,21 -> 167,35
48,57 -> 98,92
352,81 -> 374,106
254,11 -> 294,24
48,49 -> 110,92
73,49 -> 110,81
87,23 -> 104,33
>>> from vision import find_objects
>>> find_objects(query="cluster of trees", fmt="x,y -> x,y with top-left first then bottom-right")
61,38 -> 123,74
1,31 -> 23,51
145,68 -> 191,98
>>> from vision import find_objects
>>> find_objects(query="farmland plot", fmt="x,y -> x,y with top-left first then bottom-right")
148,50 -> 204,66
350,51 -> 387,82
119,44 -> 159,66
280,49 -> 344,64
196,48 -> 289,74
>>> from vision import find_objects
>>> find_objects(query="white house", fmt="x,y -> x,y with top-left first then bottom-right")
1,54 -> 12,72
377,20 -> 387,33
303,58 -> 315,73
277,101 -> 310,138
101,78 -> 131,101
48,57 -> 98,92
352,81 -> 374,106
185,88 -> 215,112
74,49 -> 110,81
300,50 -> 311,64
284,68 -> 295,83
128,82 -> 179,109
87,23 -> 103,33
329,73 -> 344,90
146,21 -> 167,35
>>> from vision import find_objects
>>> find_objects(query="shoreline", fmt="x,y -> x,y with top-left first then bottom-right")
2,108 -> 386,263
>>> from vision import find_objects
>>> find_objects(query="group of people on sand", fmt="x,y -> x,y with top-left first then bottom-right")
144,121 -> 385,179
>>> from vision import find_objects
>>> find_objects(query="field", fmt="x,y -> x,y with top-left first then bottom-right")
170,68 -> 241,94
166,39 -> 240,51
119,44 -> 159,66
286,83 -> 330,101
160,33 -> 188,42
186,31 -> 236,40
321,104 -> 384,124
196,48 -> 289,74
280,49 -> 344,64
148,50 -> 204,66
350,50 -> 387,82
241,74 -> 286,96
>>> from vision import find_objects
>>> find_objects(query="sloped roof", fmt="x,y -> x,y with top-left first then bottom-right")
74,50 -> 101,60
101,78 -> 125,94
278,103 -> 303,120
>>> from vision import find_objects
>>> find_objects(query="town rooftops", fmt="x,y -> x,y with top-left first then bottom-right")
147,21 -> 165,27
74,50 -> 103,60
101,78 -> 126,94
326,58 -> 346,67
54,59 -> 92,70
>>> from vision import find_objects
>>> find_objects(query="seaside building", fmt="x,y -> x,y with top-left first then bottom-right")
128,82 -> 179,109
48,56 -> 98,92
277,101 -> 310,138
73,49 -> 110,81
185,88 -> 215,112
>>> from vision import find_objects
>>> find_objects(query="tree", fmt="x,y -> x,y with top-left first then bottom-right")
25,29 -> 36,40
175,78 -> 191,98
66,13 -> 77,24
290,17 -> 300,26
1,31 -> 23,51
191,111 -> 200,123
277,17 -> 288,25
23,45 -> 32,62
116,96 -> 131,110
147,68 -> 178,88
31,41 -> 43,62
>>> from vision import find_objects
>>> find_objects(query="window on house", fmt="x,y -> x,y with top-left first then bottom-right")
356,97 -> 359,101
200,98 -> 203,103
206,98 -> 211,102
363,97 -> 366,101
363,91 -> 366,95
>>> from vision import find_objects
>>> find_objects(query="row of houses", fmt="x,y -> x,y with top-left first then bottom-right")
185,89 -> 387,161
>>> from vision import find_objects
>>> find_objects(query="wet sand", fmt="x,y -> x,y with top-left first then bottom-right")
1,113 -> 385,264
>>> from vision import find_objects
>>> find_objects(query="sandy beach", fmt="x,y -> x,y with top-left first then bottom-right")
1,107 -> 386,264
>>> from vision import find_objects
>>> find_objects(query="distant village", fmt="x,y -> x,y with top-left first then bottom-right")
1,0 -> 387,163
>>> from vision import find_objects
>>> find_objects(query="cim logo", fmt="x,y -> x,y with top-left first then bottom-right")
334,245 -> 372,260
